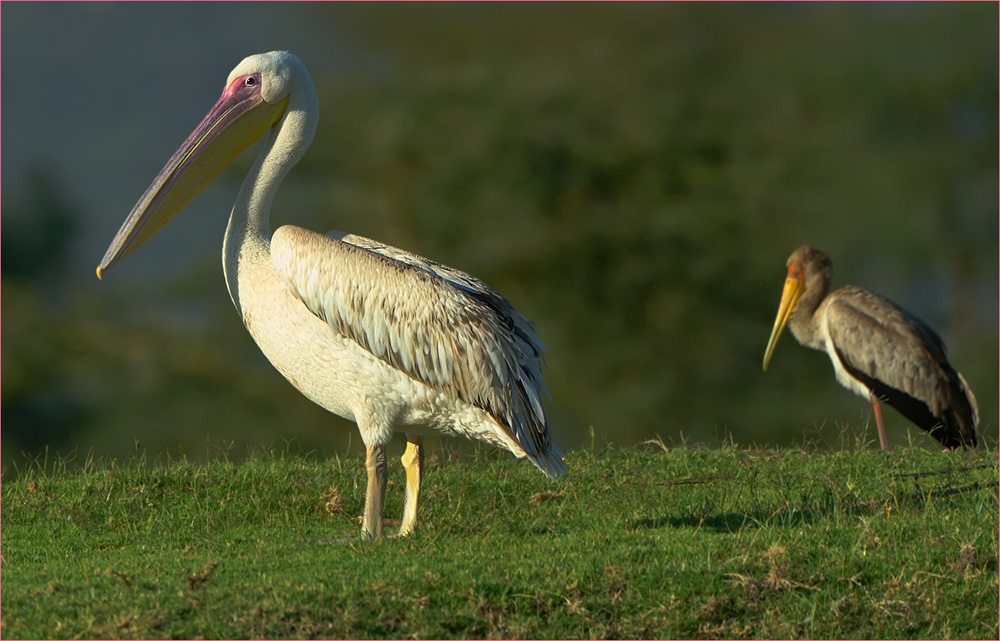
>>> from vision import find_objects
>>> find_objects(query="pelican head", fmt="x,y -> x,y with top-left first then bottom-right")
97,51 -> 312,277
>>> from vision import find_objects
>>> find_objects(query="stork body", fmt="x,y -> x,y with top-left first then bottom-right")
762,245 -> 978,450
98,51 -> 564,540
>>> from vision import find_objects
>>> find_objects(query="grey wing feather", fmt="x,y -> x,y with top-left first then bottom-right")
270,225 -> 555,460
824,286 -> 952,416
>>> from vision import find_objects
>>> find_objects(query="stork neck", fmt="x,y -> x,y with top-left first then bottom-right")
787,272 -> 831,349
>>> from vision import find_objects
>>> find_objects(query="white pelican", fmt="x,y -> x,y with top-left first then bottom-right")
97,51 -> 565,540
762,245 -> 978,450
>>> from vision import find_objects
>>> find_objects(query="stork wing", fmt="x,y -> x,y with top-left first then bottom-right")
824,285 -> 953,417
270,225 -> 554,458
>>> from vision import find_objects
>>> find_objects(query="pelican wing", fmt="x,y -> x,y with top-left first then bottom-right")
270,225 -> 556,460
823,285 -> 953,417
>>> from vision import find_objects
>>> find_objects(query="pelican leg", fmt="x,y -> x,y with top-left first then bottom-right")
870,393 -> 890,451
361,444 -> 388,540
398,436 -> 424,537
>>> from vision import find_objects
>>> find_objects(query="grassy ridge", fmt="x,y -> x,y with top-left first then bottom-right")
3,443 -> 997,639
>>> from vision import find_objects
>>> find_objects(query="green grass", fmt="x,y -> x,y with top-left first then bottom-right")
3,441 -> 997,639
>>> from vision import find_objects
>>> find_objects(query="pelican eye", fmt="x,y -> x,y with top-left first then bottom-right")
244,77 -> 257,87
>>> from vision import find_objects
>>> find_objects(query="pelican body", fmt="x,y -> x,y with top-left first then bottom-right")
98,51 -> 565,539
762,244 -> 978,449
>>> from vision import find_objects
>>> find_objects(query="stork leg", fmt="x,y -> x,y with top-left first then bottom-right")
870,393 -> 890,451
398,436 -> 424,537
361,444 -> 388,540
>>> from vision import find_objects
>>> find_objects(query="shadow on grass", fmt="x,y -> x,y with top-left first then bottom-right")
632,479 -> 998,535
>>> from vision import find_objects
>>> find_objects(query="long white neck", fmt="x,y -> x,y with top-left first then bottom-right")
223,70 -> 319,314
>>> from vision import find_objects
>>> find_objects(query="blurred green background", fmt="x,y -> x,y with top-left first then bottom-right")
3,3 -> 997,471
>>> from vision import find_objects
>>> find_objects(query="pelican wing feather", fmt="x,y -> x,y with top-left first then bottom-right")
270,225 -> 560,467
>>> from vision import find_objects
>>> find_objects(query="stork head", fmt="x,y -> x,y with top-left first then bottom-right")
762,244 -> 830,371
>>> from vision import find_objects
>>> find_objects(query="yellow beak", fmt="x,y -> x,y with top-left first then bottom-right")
762,275 -> 805,371
97,77 -> 288,278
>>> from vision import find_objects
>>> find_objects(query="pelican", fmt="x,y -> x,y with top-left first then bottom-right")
762,244 -> 978,450
97,51 -> 565,539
